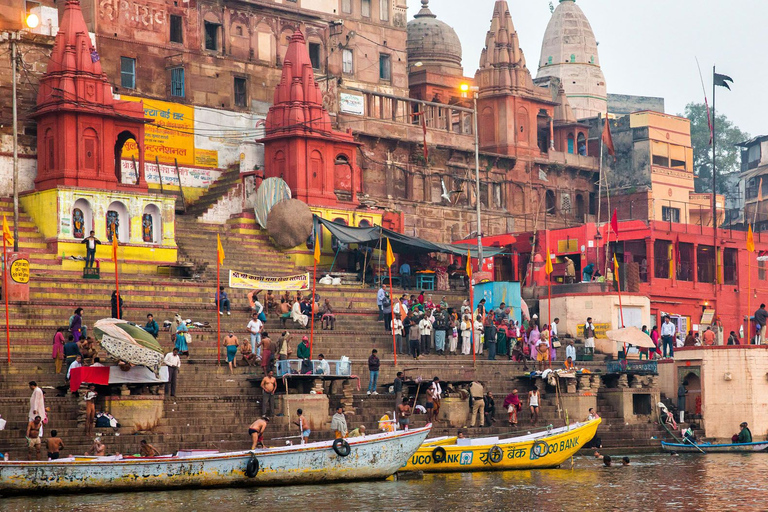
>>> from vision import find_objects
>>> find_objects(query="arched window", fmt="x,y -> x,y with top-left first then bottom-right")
570,54 -> 576,63
142,204 -> 162,244
577,133 -> 587,156
358,219 -> 371,228
115,130 -> 139,184
106,201 -> 129,243
331,217 -> 347,252
545,190 -> 556,215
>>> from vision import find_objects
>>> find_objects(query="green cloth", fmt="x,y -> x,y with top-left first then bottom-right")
296,342 -> 310,359
738,428 -> 752,444
496,330 -> 508,356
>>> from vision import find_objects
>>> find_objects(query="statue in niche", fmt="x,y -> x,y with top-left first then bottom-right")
106,210 -> 119,242
73,208 -> 85,239
142,214 -> 153,243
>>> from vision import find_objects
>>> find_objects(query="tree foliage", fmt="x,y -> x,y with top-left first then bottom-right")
682,103 -> 749,195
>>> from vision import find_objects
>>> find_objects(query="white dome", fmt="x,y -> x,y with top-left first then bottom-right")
536,0 -> 607,119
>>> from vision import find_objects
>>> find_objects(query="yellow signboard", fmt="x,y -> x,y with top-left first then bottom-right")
120,96 -> 217,168
10,259 -> 30,284
229,270 -> 310,291
576,322 -> 611,339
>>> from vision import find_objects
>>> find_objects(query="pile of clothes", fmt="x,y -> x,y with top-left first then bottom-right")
95,412 -> 121,429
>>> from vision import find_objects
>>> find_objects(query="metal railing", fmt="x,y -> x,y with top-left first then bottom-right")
275,358 -> 351,378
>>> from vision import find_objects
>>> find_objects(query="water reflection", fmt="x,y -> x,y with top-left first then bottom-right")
4,454 -> 768,511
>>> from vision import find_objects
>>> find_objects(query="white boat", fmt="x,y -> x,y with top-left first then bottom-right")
661,440 -> 768,453
0,425 -> 430,495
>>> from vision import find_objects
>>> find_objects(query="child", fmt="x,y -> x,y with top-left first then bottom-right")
294,409 -> 310,445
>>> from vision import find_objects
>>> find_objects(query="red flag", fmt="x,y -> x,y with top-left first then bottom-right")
610,209 -> 619,236
602,115 -> 615,160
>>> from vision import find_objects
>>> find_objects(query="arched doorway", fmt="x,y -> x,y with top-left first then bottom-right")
115,130 -> 140,184
72,198 -> 93,239
142,204 -> 162,244
682,372 -> 701,418
577,133 -> 587,155
106,201 -> 129,243
575,194 -> 585,221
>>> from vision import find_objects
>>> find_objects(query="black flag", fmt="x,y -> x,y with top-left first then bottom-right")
714,72 -> 733,90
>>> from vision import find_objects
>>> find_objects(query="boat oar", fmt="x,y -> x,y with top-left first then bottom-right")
682,432 -> 706,454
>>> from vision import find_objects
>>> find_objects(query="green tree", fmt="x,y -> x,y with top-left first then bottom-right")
682,102 -> 749,195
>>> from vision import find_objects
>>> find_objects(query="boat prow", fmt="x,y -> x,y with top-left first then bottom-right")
402,419 -> 600,473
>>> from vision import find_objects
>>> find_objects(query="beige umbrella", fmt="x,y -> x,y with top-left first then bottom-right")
605,326 -> 655,348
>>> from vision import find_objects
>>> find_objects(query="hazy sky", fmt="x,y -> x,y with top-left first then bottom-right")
408,0 -> 764,138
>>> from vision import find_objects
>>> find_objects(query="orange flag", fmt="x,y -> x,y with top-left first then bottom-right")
313,235 -> 321,265
466,248 -> 472,278
613,253 -> 620,281
111,234 -> 118,262
747,224 -> 755,253
1,215 -> 12,246
385,238 -> 395,267
544,250 -> 554,275
217,234 -> 225,265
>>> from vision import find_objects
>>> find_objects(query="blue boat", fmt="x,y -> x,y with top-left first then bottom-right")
661,440 -> 768,453
0,425 -> 431,495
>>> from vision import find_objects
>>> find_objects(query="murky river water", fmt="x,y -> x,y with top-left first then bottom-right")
4,453 -> 768,511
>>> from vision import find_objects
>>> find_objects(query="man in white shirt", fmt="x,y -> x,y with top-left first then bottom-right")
392,316 -> 404,354
317,353 -> 331,376
377,285 -> 386,321
418,316 -> 433,355
164,348 -> 181,397
551,318 -> 559,342
565,339 -> 576,362
660,316 -> 676,358
67,355 -> 83,380
247,313 -> 264,358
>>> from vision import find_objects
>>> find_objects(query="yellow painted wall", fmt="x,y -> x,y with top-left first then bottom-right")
20,189 -> 58,239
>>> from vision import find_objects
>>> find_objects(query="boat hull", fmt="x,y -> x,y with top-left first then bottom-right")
402,419 -> 600,473
661,441 -> 768,453
0,426 -> 430,495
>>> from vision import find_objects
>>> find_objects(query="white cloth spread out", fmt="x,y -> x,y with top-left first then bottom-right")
110,366 -> 170,384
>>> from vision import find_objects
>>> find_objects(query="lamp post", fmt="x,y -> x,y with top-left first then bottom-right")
461,83 -> 482,267
4,12 -> 39,252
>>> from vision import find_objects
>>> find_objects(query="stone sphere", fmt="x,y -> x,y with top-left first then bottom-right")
266,199 -> 313,249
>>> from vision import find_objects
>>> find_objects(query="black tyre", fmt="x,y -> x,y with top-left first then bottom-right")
245,454 -> 259,478
432,446 -> 447,463
488,445 -> 503,463
332,438 -> 351,457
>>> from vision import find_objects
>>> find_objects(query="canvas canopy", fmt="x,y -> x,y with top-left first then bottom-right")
314,216 -> 504,259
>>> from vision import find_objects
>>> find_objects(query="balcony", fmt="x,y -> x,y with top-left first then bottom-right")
538,151 -> 598,171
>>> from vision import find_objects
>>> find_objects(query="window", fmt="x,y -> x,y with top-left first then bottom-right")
652,140 -> 669,167
547,56 -> 552,65
759,259 -> 766,281
309,43 -> 321,70
342,0 -> 352,13
362,0 -> 371,17
342,49 -> 353,74
379,53 -> 391,81
120,57 -> 135,89
380,0 -> 389,21
170,14 -> 183,44
570,54 -> 576,63
204,21 -> 220,51
662,206 -> 680,223
545,190 -> 556,215
234,77 -> 247,108
170,67 -> 185,97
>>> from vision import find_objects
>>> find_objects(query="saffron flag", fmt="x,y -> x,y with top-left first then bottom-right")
466,249 -> 472,278
111,235 -> 118,263
613,254 -> 620,281
2,215 -> 12,246
217,234 -> 225,265
544,250 -> 554,275
610,209 -> 619,237
747,224 -> 755,253
385,238 -> 395,267
313,235 -> 321,265
602,115 -> 615,159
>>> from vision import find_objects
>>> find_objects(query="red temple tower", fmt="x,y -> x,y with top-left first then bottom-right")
262,30 -> 361,206
31,0 -> 147,192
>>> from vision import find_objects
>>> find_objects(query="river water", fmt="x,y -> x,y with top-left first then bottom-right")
4,453 -> 767,511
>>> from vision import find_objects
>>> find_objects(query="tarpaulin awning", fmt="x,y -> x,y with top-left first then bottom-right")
314,216 -> 504,259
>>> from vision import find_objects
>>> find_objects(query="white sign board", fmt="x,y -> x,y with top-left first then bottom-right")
340,93 -> 365,116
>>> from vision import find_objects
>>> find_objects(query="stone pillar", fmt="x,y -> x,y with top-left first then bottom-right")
692,242 -> 698,285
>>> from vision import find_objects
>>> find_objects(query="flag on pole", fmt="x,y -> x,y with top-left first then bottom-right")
747,224 -> 755,253
613,254 -> 620,282
385,238 -> 395,267
217,234 -> 225,265
466,249 -> 472,278
713,72 -> 734,90
602,115 -> 615,160
544,250 -> 554,275
111,235 -> 118,262
2,215 -> 12,246
610,209 -> 619,237
313,236 -> 321,264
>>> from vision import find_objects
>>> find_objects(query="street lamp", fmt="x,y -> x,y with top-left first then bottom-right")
3,12 -> 38,252
460,83 -> 482,267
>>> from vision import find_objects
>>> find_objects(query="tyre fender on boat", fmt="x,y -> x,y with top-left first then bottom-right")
432,446 -> 447,463
245,454 -> 260,478
332,438 -> 351,457
488,445 -> 503,463
531,440 -> 550,458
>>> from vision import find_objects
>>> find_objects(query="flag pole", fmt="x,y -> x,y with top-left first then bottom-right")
614,256 -> 626,358
114,240 -> 120,319
310,255 -> 317,359
748,249 -> 752,345
3,235 -> 9,363
216,253 -> 221,364
470,279 -> 475,366
389,264 -> 396,366
712,65 -> 718,322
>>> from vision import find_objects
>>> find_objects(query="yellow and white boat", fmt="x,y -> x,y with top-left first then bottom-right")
401,418 -> 600,473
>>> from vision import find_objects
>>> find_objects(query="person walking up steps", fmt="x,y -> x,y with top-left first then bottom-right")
367,349 -> 380,395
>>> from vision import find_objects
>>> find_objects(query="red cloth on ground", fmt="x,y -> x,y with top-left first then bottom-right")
69,366 -> 111,392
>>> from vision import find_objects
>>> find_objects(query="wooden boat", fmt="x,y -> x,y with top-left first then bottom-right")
661,440 -> 768,453
0,425 -> 431,495
401,419 -> 600,473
